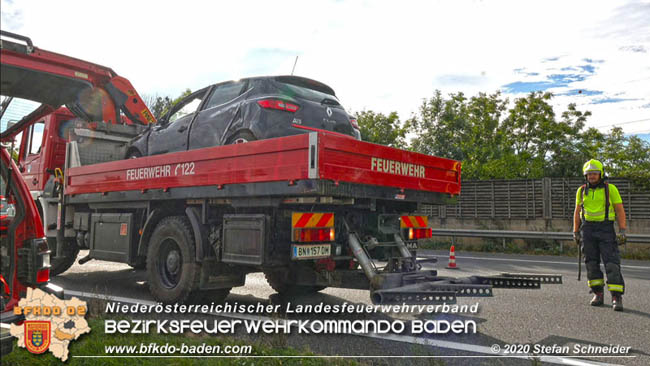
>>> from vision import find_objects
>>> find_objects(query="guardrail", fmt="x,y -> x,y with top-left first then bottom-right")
430,229 -> 650,244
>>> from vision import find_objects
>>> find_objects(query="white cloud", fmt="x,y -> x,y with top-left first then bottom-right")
1,0 -> 648,134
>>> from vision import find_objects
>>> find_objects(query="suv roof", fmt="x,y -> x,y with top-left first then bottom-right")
216,75 -> 336,97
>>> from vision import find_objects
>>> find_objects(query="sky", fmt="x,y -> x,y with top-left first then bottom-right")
2,0 -> 649,138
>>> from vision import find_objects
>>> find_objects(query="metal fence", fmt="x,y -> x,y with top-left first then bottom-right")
424,178 -> 650,220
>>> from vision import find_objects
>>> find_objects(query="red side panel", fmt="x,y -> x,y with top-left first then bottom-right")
64,132 -> 461,196
65,134 -> 311,195
317,133 -> 461,195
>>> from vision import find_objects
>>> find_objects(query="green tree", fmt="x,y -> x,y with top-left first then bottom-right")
148,95 -> 172,120
407,90 -> 598,180
598,127 -> 650,188
549,104 -> 596,177
462,91 -> 509,178
355,110 -> 407,148
501,92 -> 593,178
407,90 -> 468,160
144,89 -> 192,120
499,92 -> 555,177
407,90 -> 510,179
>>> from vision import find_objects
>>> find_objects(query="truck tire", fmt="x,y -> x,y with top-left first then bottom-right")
146,216 -> 201,304
264,269 -> 326,296
49,238 -> 80,276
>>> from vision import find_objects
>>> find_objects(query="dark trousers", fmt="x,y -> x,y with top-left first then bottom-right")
582,221 -> 625,295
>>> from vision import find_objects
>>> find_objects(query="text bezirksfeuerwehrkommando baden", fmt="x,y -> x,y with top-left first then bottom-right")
105,318 -> 476,335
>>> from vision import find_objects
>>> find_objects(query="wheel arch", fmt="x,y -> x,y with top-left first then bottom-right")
125,147 -> 143,159
137,206 -> 207,263
224,128 -> 257,145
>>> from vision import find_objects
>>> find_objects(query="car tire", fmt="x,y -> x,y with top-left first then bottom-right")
263,268 -> 326,296
126,150 -> 142,159
146,216 -> 201,304
226,131 -> 257,144
49,238 -> 80,276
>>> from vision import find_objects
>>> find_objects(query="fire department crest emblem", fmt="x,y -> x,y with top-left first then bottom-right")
25,321 -> 51,354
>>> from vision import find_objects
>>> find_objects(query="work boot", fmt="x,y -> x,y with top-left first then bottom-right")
590,292 -> 604,306
612,295 -> 623,311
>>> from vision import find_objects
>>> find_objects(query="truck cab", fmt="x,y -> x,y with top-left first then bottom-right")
17,107 -> 75,196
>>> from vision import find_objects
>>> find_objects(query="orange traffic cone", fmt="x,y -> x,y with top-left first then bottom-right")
446,245 -> 458,269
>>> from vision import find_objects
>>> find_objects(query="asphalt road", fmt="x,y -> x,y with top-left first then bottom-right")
51,249 -> 650,366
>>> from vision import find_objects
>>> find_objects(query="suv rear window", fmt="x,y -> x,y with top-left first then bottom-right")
272,77 -> 340,106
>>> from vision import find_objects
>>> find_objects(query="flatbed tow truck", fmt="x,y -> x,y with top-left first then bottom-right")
1,30 -> 562,304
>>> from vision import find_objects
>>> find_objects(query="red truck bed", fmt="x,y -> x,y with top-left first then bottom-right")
65,132 -> 461,198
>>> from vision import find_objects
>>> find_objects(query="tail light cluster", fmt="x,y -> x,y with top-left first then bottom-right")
400,215 -> 432,240
257,99 -> 300,112
291,212 -> 335,243
293,227 -> 335,242
17,238 -> 51,285
406,227 -> 433,240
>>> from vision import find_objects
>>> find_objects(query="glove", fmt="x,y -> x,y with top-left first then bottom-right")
616,229 -> 627,246
573,231 -> 581,245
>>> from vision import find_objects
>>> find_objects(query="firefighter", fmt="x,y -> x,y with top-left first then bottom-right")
573,159 -> 627,311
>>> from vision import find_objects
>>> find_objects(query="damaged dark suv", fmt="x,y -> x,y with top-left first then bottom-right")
125,76 -> 360,158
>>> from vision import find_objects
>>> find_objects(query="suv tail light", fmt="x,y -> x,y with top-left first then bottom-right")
257,99 -> 300,112
17,238 -> 51,285
349,117 -> 360,130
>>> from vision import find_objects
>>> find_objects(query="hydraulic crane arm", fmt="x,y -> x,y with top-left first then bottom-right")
0,30 -> 155,141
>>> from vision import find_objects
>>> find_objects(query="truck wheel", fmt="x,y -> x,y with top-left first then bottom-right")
264,269 -> 326,296
49,238 -> 80,276
146,216 -> 200,304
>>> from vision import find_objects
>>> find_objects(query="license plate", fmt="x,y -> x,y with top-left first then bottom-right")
292,244 -> 331,259
405,241 -> 418,250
